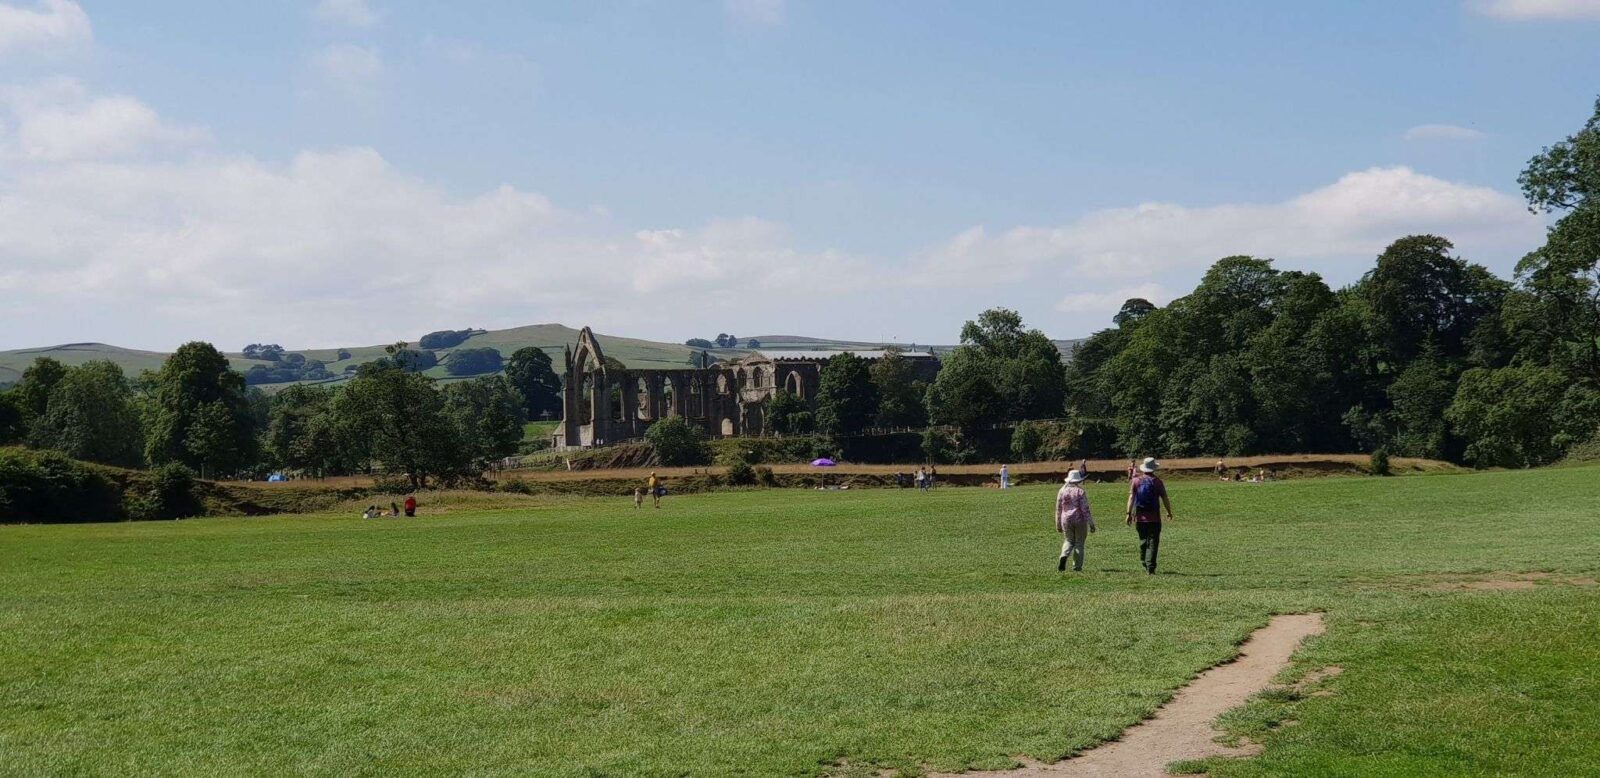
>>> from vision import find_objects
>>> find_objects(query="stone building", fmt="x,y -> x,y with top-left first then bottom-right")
555,327 -> 940,449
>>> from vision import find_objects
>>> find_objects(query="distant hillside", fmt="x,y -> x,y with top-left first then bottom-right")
0,326 -> 1086,390
0,325 -> 701,390
748,335 -> 1086,359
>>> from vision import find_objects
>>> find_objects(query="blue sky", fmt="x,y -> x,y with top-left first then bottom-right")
2,0 -> 1598,351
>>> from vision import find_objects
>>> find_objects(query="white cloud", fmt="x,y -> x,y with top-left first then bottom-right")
0,80 -> 868,350
1403,123 -> 1487,142
314,0 -> 378,28
0,0 -> 90,53
311,43 -> 383,91
725,0 -> 785,26
1056,284 -> 1171,316
1472,0 -> 1600,19
1,79 -> 207,161
917,167 -> 1543,288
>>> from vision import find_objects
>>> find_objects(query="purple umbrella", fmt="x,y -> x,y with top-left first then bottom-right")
811,458 -> 837,467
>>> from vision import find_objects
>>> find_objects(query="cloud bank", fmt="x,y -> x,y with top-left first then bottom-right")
0,0 -> 88,53
1472,0 -> 1600,20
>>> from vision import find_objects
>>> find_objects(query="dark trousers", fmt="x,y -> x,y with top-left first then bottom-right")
1135,522 -> 1162,573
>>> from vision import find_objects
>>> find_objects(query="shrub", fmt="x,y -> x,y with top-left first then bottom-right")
755,466 -> 777,487
131,463 -> 201,520
0,448 -> 123,523
419,330 -> 474,350
1370,447 -> 1392,476
645,417 -> 710,467
445,347 -> 504,376
1010,422 -> 1044,462
725,460 -> 757,486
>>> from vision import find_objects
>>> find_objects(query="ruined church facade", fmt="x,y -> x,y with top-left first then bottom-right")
555,327 -> 938,449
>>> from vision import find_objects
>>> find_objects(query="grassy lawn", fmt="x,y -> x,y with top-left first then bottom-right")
2,467 -> 1598,776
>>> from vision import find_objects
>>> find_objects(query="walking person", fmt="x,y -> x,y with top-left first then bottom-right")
1056,469 -> 1096,571
648,471 -> 663,508
1125,457 -> 1173,574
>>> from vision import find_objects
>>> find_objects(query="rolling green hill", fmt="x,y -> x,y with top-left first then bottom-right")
0,325 -> 702,390
0,325 -> 1085,390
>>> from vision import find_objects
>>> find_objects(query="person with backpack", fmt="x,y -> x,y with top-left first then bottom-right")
1055,469 -> 1095,571
1125,457 -> 1173,574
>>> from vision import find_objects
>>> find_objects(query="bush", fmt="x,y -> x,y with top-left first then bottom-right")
445,347 -> 504,376
419,330 -> 474,350
1370,447 -> 1392,476
644,417 -> 710,466
725,460 -> 757,486
1010,422 -> 1044,462
0,448 -> 123,523
131,463 -> 201,520
755,466 -> 777,486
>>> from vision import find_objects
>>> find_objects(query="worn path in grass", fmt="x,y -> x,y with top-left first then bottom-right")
936,614 -> 1325,778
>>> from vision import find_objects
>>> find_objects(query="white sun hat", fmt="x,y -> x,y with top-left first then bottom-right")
1066,469 -> 1086,484
1139,457 -> 1161,473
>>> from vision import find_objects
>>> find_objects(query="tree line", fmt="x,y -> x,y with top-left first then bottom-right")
771,99 -> 1600,468
0,344 -> 564,487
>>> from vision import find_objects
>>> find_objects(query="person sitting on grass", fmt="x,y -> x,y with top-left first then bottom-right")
403,495 -> 417,517
1056,469 -> 1095,572
390,501 -> 401,517
361,505 -> 379,519
1126,457 -> 1174,575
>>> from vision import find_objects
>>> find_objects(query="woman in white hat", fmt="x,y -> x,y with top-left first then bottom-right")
1125,457 -> 1173,574
1055,469 -> 1095,572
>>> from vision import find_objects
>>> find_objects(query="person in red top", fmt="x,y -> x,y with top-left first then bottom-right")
403,495 -> 417,517
1125,457 -> 1174,574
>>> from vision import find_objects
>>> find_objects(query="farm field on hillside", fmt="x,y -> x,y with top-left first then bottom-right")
3,467 -> 1598,776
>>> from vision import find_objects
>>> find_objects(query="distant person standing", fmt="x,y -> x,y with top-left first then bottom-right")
403,495 -> 417,517
1000,464 -> 1011,489
1126,457 -> 1173,574
915,467 -> 928,492
1214,458 -> 1226,481
648,471 -> 663,508
929,466 -> 938,489
1056,470 -> 1096,572
1126,459 -> 1138,482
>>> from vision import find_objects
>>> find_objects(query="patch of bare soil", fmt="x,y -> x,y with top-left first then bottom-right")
930,613 -> 1326,778
1422,572 -> 1599,592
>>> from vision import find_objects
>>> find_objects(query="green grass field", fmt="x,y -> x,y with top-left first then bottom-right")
3,468 -> 1598,776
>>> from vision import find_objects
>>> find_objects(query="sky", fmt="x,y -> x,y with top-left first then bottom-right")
1,0 -> 1599,352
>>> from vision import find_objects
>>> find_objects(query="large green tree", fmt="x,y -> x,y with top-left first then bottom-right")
763,390 -> 813,435
1515,96 -> 1600,385
27,361 -> 143,467
505,347 -> 563,420
1360,235 -> 1507,367
869,348 -> 928,428
928,308 -> 1065,430
814,353 -> 878,436
144,342 -> 259,477
333,362 -> 468,488
441,376 -> 525,470
14,357 -> 67,428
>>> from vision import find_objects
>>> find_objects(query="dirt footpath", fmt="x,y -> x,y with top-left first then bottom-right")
933,613 -> 1327,777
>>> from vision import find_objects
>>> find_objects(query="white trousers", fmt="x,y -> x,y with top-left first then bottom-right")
1059,523 -> 1089,570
